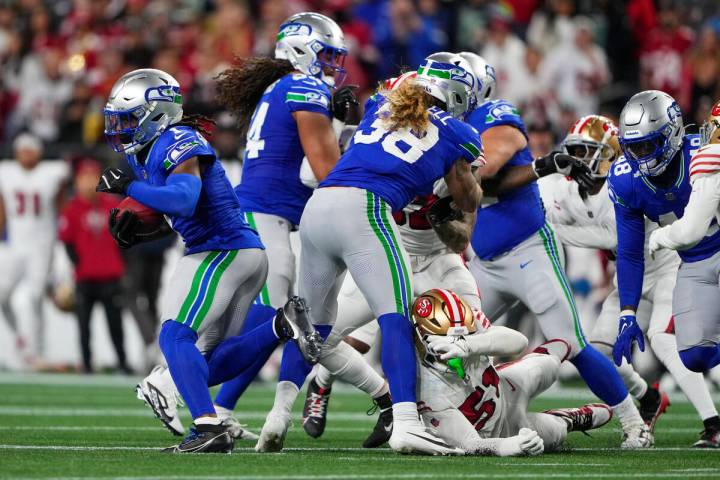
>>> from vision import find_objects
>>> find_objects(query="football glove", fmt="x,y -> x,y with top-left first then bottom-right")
97,168 -> 133,195
426,335 -> 469,360
108,208 -> 140,249
496,428 -> 544,457
532,152 -> 594,190
426,196 -> 463,226
647,229 -> 664,259
613,311 -> 645,366
331,85 -> 359,123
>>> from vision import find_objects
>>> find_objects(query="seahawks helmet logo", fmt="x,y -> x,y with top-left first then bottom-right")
145,85 -> 181,104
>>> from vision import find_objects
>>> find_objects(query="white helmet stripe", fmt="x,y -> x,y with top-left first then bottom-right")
436,289 -> 462,327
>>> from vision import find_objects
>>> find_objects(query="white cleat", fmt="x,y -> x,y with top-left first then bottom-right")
221,416 -> 260,441
135,365 -> 185,436
621,423 -> 654,449
389,423 -> 464,456
255,410 -> 292,452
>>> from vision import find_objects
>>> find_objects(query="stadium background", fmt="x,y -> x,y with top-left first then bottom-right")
0,0 -> 720,383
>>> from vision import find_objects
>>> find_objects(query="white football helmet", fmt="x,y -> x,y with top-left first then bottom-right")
104,68 -> 183,154
275,12 -> 347,89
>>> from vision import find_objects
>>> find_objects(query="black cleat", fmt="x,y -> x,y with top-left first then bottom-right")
163,423 -> 234,454
363,402 -> 393,448
274,296 -> 323,364
638,382 -> 670,433
302,378 -> 331,438
693,426 -> 720,448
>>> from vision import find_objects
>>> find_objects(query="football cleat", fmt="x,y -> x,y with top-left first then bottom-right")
545,403 -> 612,433
136,365 -> 185,436
302,378 -> 331,438
621,423 -> 654,449
389,423 -> 463,455
255,410 -> 292,453
274,296 -> 323,365
638,382 -> 670,433
221,416 -> 260,441
363,404 -> 393,448
693,426 -> 720,448
163,422 -> 234,453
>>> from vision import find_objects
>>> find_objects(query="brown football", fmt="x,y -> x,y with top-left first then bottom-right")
116,197 -> 164,234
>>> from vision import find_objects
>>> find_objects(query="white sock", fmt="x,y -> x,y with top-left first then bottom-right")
392,401 -> 421,428
611,394 -> 644,430
213,405 -> 233,420
319,341 -> 387,398
271,381 -> 300,415
651,333 -> 719,420
194,416 -> 221,426
592,341 -> 648,399
315,365 -> 335,389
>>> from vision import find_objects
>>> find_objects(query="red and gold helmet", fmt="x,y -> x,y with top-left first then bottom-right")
700,100 -> 720,146
562,115 -> 621,178
411,289 -> 477,364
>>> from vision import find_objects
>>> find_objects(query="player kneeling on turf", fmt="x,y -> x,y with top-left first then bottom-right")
412,289 -> 612,455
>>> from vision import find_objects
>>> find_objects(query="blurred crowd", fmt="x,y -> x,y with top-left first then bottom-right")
1,0 -> 720,379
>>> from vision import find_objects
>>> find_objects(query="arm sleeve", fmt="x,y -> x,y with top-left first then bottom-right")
651,175 -> 720,251
552,223 -> 617,250
449,119 -> 484,163
127,173 -> 202,218
613,201 -> 646,309
465,326 -> 528,357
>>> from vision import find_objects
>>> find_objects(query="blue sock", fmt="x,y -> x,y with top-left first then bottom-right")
277,324 -> 332,389
679,345 -> 720,373
206,319 -> 281,386
378,313 -> 416,403
570,344 -> 628,406
214,304 -> 277,410
158,320 -> 214,419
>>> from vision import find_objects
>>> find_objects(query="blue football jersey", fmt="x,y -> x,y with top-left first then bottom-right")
321,94 -> 482,212
234,73 -> 332,226
127,125 -> 263,255
608,133 -> 720,308
466,100 -> 546,260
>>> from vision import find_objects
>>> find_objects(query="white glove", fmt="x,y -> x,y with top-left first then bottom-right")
426,335 -> 469,360
648,229 -> 663,260
496,428 -> 544,457
299,156 -> 319,188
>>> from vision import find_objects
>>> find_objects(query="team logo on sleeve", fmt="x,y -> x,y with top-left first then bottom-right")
163,139 -> 201,169
485,103 -> 519,123
286,90 -> 329,108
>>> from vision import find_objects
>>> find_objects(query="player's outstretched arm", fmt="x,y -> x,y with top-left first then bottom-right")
426,325 -> 528,359
649,174 -> 720,255
444,160 -> 482,213
294,110 -> 341,182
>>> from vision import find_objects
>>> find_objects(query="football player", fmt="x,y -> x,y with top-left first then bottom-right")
609,91 -> 720,447
257,54 -> 484,455
461,54 -> 653,448
300,67 -> 481,447
0,133 -> 69,366
97,68 -> 320,453
413,289 -> 612,455
541,115 -> 719,446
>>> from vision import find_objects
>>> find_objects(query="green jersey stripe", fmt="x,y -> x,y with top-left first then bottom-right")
286,93 -> 308,102
244,212 -> 271,306
378,199 -> 412,316
366,191 -> 404,314
176,251 -> 221,324
460,142 -> 481,158
190,250 -> 239,331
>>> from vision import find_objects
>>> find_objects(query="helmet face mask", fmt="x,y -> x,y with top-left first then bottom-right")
104,69 -> 183,155
562,115 -> 620,178
275,13 -> 348,89
699,101 -> 720,146
618,90 -> 684,177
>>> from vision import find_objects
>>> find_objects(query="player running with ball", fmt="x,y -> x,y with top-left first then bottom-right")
98,68 -> 320,453
258,54 -> 484,455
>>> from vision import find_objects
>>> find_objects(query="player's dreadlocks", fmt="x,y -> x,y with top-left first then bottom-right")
216,57 -> 295,136
175,113 -> 215,137
382,78 -> 446,133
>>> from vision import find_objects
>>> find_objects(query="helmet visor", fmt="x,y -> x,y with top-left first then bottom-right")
104,108 -> 141,153
622,134 -> 664,163
316,45 -> 348,87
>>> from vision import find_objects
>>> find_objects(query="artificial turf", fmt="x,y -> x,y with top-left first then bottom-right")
0,373 -> 717,479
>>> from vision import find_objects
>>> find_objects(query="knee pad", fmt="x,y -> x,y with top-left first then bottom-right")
679,346 -> 720,373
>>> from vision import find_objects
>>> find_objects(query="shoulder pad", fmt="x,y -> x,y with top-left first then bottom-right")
158,127 -> 213,171
467,99 -> 524,134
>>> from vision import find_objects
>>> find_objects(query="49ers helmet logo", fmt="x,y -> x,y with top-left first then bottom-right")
415,297 -> 433,318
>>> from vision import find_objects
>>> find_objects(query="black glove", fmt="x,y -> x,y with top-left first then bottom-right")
532,152 -> 594,190
97,168 -> 133,195
108,208 -> 140,249
331,85 -> 359,123
426,196 -> 464,226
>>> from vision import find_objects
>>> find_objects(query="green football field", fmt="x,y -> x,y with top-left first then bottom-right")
0,373 -> 717,479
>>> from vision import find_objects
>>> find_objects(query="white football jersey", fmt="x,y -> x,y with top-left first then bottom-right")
539,176 -> 678,277
417,351 -> 504,439
0,160 -> 69,249
396,195 -> 447,255
690,143 -> 720,226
